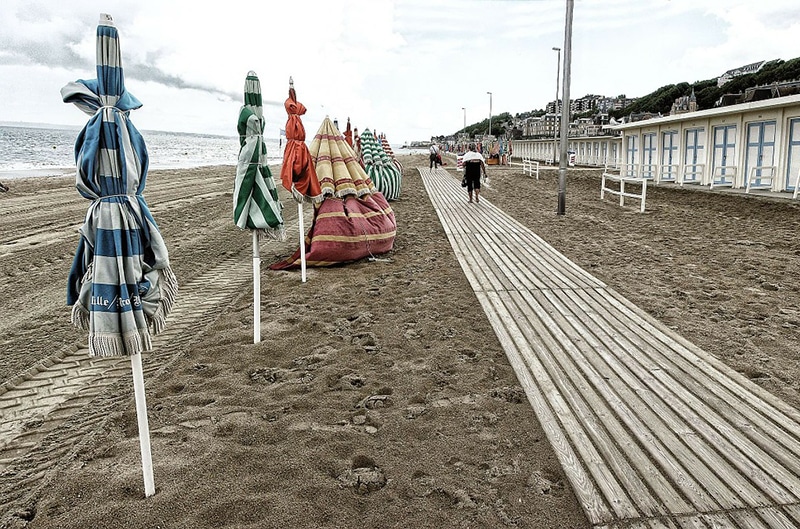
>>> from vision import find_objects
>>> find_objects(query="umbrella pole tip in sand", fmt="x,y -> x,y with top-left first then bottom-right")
131,353 -> 155,496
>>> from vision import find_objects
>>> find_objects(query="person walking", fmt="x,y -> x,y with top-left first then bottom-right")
462,143 -> 486,203
429,142 -> 440,170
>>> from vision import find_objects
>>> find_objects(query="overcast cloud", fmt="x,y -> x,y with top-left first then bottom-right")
1,0 -> 799,143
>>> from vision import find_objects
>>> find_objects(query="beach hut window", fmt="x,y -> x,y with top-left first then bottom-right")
744,120 -> 776,188
785,118 -> 800,192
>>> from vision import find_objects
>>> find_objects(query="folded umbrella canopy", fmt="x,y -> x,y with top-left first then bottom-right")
234,71 -> 284,343
234,71 -> 285,239
279,78 -> 322,282
280,77 -> 323,204
360,128 -> 402,201
61,13 -> 176,497
344,117 -> 353,148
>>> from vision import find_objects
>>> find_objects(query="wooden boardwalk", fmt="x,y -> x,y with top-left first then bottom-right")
419,168 -> 800,529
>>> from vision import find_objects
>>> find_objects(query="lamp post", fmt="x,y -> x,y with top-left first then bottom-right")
462,107 -> 466,132
486,91 -> 492,138
557,0 -> 574,216
552,46 -> 561,166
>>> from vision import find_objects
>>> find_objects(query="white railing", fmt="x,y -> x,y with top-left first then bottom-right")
522,158 -> 540,180
658,164 -> 679,183
746,166 -> 776,193
601,170 -> 648,213
641,163 -> 658,180
794,168 -> 800,199
680,164 -> 705,186
710,166 -> 737,189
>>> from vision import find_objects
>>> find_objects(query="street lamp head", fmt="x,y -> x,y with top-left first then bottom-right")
552,47 -> 561,51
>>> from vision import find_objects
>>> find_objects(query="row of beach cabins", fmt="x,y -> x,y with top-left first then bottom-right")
509,93 -> 800,198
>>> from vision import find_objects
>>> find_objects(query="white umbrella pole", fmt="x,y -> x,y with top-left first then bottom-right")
253,230 -> 261,343
298,203 -> 307,283
131,353 -> 155,497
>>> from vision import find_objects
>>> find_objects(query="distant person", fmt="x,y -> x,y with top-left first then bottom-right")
429,143 -> 441,170
462,143 -> 486,203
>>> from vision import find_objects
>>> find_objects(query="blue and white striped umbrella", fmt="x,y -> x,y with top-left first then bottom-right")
61,13 -> 177,357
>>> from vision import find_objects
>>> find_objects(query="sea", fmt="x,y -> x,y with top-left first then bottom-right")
0,123 -> 284,180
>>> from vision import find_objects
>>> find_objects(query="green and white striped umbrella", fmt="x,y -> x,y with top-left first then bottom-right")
234,71 -> 285,240
360,128 -> 402,200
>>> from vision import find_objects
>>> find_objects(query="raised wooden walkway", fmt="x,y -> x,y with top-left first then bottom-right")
418,168 -> 800,529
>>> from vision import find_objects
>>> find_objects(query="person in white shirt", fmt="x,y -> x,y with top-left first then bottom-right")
429,143 -> 441,170
461,143 -> 487,203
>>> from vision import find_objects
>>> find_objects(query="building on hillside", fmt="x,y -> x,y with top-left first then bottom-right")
670,87 -> 698,115
717,60 -> 766,87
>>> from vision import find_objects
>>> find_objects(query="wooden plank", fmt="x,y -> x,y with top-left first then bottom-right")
728,510 -> 780,529
782,504 -> 800,524
485,290 -> 638,520
601,287 -> 800,429
673,515 -> 710,529
562,287 -> 798,506
593,288 -> 800,483
475,290 -> 615,526
753,506 -> 800,528
502,289 -> 676,517
522,287 -> 732,513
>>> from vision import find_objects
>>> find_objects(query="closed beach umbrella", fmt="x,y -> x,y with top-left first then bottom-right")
380,132 -> 403,174
310,116 -> 375,198
360,128 -> 402,200
344,117 -> 353,148
280,77 -> 322,204
61,13 -> 177,497
279,78 -> 323,282
234,71 -> 285,343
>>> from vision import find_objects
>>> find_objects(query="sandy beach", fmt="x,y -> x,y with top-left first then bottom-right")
2,155 -> 799,528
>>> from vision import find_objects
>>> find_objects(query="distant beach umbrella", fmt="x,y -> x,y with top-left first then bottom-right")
379,132 -> 404,174
270,117 -> 395,271
360,128 -> 402,201
60,13 -> 176,498
344,117 -> 353,148
310,116 -> 375,198
234,71 -> 285,343
279,78 -> 322,281
353,127 -> 363,168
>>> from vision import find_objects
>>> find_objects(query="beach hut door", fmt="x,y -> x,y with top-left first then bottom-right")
745,121 -> 776,188
786,118 -> 800,192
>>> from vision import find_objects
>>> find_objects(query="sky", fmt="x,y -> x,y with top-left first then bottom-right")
1,0 -> 799,145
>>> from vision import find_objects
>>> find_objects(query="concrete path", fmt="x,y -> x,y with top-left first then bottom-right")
419,167 -> 800,529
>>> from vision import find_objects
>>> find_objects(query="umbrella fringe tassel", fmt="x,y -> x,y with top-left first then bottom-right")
149,266 -> 178,335
88,330 -> 152,357
71,303 -> 90,330
256,226 -> 287,242
292,186 -> 324,205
